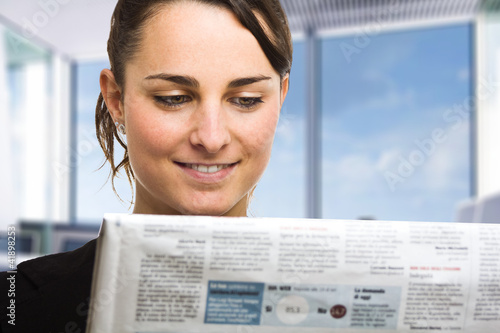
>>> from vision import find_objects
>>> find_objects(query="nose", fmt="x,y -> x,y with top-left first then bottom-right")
189,103 -> 231,154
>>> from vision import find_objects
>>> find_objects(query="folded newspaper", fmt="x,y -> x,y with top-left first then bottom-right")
86,214 -> 500,333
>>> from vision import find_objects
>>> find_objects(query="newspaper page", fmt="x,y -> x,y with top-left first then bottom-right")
86,214 -> 500,333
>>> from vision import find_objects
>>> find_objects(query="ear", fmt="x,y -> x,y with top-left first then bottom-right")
100,69 -> 124,123
280,74 -> 289,109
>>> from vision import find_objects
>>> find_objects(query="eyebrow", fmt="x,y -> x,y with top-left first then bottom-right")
144,73 -> 272,89
227,75 -> 272,88
144,74 -> 199,88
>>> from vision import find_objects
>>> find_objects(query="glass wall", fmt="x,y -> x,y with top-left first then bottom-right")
321,25 -> 472,222
1,22 -> 476,226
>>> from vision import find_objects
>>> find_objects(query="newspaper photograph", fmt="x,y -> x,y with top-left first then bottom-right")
86,214 -> 500,333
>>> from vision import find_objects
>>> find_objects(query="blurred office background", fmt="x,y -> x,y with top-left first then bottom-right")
1,0 -> 500,260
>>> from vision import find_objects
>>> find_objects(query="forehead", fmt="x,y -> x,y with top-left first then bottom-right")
128,1 -> 277,82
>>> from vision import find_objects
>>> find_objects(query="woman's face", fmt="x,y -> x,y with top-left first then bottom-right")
103,2 -> 288,216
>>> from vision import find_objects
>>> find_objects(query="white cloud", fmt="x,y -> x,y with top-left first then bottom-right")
322,106 -> 470,202
275,109 -> 303,146
341,70 -> 417,115
323,152 -> 387,197
376,148 -> 401,171
420,122 -> 469,192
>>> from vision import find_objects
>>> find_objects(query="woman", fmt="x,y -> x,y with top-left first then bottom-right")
97,0 -> 291,217
0,0 -> 292,332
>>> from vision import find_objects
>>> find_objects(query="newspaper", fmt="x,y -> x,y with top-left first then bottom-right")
86,214 -> 500,333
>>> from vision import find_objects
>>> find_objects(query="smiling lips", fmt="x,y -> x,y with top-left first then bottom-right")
184,163 -> 233,174
175,162 -> 237,180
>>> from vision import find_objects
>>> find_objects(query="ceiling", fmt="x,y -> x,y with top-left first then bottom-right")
282,0 -> 484,34
0,0 -> 116,61
0,0 -> 492,61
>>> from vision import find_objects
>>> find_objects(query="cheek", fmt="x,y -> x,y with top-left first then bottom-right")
125,97 -> 182,158
241,106 -> 280,158
125,103 -> 185,188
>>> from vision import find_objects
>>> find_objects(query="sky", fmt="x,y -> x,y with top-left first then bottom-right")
75,24 -> 472,223
319,24 -> 471,222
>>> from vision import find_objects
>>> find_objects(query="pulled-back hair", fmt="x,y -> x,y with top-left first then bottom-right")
96,0 -> 293,198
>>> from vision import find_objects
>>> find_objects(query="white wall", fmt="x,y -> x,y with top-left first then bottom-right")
1,25 -> 73,224
0,26 -> 18,229
476,16 -> 500,198
50,56 -> 71,222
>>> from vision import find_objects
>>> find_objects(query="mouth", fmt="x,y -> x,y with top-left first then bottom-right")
175,162 -> 238,181
183,163 -> 234,174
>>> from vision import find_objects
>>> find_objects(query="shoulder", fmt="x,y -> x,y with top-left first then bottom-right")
15,237 -> 97,287
0,239 -> 97,332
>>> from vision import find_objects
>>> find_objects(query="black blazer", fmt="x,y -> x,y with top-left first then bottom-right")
0,239 -> 96,333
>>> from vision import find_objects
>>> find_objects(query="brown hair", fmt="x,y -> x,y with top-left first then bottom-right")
96,0 -> 293,198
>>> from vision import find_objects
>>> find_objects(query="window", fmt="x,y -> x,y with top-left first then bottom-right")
321,25 -> 472,222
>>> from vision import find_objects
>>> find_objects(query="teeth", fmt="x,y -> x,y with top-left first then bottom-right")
186,164 -> 229,174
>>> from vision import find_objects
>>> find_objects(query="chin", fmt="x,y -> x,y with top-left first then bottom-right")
180,206 -> 234,217
172,190 -> 246,217
174,199 -> 238,217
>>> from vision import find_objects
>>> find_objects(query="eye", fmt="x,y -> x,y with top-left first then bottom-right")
229,97 -> 264,110
154,95 -> 192,108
